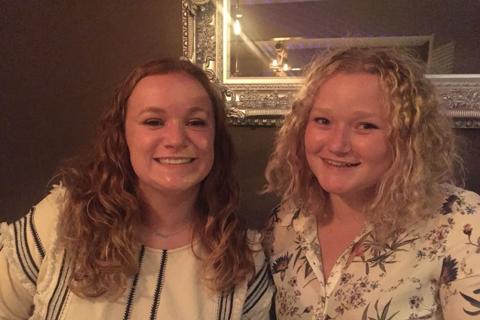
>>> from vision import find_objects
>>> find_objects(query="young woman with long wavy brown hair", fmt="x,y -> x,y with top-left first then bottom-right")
265,47 -> 480,319
0,58 -> 273,319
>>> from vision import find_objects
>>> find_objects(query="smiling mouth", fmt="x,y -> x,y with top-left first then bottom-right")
154,157 -> 196,164
323,159 -> 360,168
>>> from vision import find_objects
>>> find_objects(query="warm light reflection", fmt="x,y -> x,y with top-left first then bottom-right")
222,1 -> 273,77
233,19 -> 242,35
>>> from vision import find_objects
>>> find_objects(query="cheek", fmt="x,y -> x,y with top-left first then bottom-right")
125,132 -> 139,155
124,131 -> 136,159
125,128 -> 156,159
304,125 -> 313,150
124,123 -> 141,151
304,126 -> 326,152
362,136 -> 392,166
205,132 -> 216,172
206,138 -> 215,163
198,129 -> 215,154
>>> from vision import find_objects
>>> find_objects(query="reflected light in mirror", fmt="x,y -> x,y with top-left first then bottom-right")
227,0 -> 480,78
233,19 -> 242,35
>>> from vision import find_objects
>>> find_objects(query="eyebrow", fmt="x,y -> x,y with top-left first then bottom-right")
351,110 -> 379,118
137,105 -> 211,117
311,107 -> 379,118
137,106 -> 165,115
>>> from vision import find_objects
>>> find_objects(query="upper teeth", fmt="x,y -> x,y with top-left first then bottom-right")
325,159 -> 358,167
156,158 -> 193,164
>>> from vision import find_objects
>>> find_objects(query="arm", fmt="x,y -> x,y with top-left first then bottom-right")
0,218 -> 37,319
0,186 -> 63,319
441,277 -> 480,318
440,189 -> 480,318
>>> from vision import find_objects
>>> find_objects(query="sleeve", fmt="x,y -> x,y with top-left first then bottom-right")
241,230 -> 275,320
440,188 -> 480,319
0,186 -> 63,319
0,212 -> 42,319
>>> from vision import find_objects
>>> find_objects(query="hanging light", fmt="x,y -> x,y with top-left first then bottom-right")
233,0 -> 242,36
233,19 -> 242,35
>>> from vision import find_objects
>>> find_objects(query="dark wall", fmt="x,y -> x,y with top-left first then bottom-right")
457,129 -> 480,193
0,1 -> 277,226
1,2 -> 479,226
231,126 -> 279,228
1,1 -> 182,222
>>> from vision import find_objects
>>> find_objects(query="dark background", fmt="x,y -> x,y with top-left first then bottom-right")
0,1 -> 276,225
1,1 -> 478,225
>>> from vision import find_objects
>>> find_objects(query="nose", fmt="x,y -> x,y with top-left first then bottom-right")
162,122 -> 187,149
328,125 -> 351,155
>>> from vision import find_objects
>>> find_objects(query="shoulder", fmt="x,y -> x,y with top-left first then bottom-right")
270,202 -> 301,228
437,184 -> 480,216
0,185 -> 67,296
1,184 -> 66,255
432,185 -> 480,276
426,184 -> 480,233
31,184 -> 67,249
264,203 -> 310,256
265,202 -> 304,237
435,184 -> 480,228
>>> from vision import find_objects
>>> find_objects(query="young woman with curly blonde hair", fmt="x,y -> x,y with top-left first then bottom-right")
0,58 -> 273,319
265,47 -> 480,319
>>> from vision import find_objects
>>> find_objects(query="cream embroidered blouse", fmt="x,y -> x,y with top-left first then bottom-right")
267,184 -> 480,319
0,186 -> 274,320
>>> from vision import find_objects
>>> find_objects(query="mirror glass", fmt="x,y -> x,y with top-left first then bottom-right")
183,0 -> 480,127
226,0 -> 480,78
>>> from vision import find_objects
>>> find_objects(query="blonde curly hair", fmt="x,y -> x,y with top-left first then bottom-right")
265,47 -> 463,240
58,58 -> 253,297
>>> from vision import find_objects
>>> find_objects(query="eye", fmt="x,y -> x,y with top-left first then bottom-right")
358,122 -> 379,130
313,117 -> 330,125
187,118 -> 207,127
143,118 -> 164,127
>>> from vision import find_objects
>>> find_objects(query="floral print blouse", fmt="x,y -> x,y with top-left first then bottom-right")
266,185 -> 480,319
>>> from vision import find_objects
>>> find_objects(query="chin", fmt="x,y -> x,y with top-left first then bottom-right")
324,188 -> 351,196
319,180 -> 350,192
321,183 -> 358,196
161,182 -> 199,192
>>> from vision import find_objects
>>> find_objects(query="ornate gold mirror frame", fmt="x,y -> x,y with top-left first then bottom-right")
182,0 -> 480,128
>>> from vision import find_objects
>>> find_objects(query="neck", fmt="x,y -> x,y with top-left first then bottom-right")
327,192 -> 368,224
140,185 -> 199,230
138,185 -> 199,250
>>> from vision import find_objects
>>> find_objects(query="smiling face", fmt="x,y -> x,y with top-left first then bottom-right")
125,72 -> 215,200
304,72 -> 392,201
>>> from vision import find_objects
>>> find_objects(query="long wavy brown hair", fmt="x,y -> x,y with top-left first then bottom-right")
58,58 -> 253,297
265,47 -> 463,240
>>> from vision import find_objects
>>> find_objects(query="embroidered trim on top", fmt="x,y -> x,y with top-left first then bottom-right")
243,260 -> 270,314
29,207 -> 46,259
34,185 -> 65,295
13,216 -> 38,286
123,245 -> 146,320
149,250 -> 168,320
217,289 -> 235,320
13,213 -> 39,285
45,252 -> 70,320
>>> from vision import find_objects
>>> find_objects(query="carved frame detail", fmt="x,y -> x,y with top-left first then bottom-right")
182,0 -> 480,128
